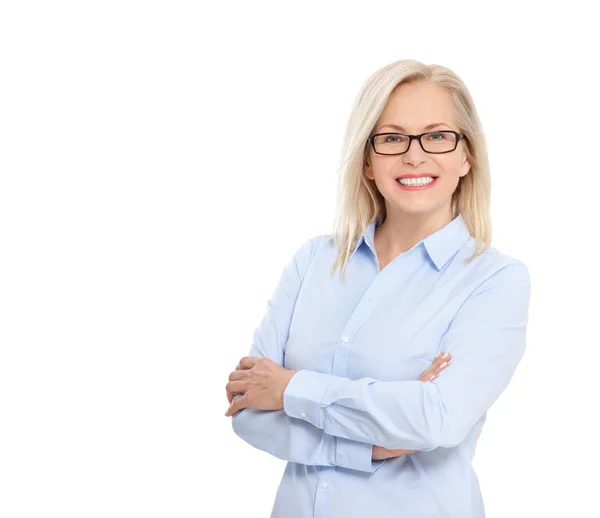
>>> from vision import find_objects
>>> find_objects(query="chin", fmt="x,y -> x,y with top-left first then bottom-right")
386,198 -> 453,217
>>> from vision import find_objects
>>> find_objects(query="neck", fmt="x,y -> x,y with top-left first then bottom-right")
375,208 -> 455,258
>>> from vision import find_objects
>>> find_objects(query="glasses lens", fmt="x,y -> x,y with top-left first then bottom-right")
373,131 -> 457,154
373,134 -> 410,154
421,131 -> 457,153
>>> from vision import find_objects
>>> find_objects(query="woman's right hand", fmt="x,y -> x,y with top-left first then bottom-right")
371,351 -> 452,460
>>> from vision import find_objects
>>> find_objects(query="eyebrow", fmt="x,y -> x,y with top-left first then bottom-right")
376,122 -> 452,132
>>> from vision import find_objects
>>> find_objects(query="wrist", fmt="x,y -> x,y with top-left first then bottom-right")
278,369 -> 299,410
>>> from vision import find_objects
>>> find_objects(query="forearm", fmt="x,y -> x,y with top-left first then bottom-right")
231,398 -> 386,473
284,372 -> 440,451
282,263 -> 530,451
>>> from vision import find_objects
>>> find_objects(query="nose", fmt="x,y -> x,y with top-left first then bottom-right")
402,137 -> 428,165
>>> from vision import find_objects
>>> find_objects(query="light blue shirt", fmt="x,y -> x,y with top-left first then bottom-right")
230,213 -> 531,518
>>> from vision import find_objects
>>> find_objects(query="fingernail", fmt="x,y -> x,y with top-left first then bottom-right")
429,374 -> 436,381
439,361 -> 448,369
436,351 -> 443,359
443,353 -> 450,359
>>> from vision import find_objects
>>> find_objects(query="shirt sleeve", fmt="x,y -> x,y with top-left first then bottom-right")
230,234 -> 386,473
283,262 -> 531,451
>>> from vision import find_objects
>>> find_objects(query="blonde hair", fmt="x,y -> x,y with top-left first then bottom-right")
330,59 -> 492,282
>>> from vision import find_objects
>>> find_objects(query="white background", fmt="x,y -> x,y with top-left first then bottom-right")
1,1 -> 598,517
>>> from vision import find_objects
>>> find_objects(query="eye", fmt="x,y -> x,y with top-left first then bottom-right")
384,134 -> 407,143
424,132 -> 447,141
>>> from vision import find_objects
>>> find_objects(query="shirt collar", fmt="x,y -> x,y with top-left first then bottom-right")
351,213 -> 472,270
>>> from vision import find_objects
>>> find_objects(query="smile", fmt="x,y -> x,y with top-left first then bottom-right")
396,177 -> 438,190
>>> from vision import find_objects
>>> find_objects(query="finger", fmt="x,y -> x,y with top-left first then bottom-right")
434,358 -> 451,374
225,394 -> 247,416
428,361 -> 451,382
225,380 -> 247,396
226,390 -> 243,405
434,352 -> 451,365
229,369 -> 249,381
426,351 -> 449,370
226,388 -> 242,404
418,352 -> 449,379
430,352 -> 451,372
419,357 -> 452,383
238,356 -> 258,370
227,390 -> 244,404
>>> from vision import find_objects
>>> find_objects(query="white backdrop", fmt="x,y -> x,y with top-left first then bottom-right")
1,1 -> 598,517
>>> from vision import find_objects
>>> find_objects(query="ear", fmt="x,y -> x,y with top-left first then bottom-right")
364,150 -> 375,180
459,151 -> 471,178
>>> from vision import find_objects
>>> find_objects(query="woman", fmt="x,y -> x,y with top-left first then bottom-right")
224,59 -> 531,518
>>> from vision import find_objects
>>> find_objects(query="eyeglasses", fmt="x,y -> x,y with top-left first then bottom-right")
368,130 -> 466,155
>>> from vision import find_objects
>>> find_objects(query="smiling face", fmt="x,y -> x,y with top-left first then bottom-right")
365,81 -> 471,219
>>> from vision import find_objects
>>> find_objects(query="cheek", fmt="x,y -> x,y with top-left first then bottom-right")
369,163 -> 394,186
436,156 -> 463,177
431,162 -> 463,189
370,156 -> 393,175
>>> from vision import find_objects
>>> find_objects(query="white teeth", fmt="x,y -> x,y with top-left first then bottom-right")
397,177 -> 435,186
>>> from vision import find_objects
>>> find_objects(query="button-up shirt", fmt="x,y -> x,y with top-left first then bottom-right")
230,213 -> 531,518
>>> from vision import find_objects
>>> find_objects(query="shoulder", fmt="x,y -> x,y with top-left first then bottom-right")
290,234 -> 329,271
461,237 -> 531,291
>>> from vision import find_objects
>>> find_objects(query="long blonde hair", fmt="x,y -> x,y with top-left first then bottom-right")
330,59 -> 492,282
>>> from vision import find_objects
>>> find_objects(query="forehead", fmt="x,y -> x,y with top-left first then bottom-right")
375,82 -> 455,132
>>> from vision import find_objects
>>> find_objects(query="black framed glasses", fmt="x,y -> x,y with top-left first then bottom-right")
368,130 -> 466,155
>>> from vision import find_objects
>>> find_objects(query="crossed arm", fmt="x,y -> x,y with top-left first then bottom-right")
227,236 -> 387,473
226,235 -> 531,472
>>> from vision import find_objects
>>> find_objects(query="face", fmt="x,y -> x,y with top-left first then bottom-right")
365,82 -> 471,219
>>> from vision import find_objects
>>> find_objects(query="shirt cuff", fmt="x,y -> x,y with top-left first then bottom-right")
335,436 -> 387,473
283,369 -> 336,429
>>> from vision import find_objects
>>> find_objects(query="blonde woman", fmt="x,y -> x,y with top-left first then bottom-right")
224,59 -> 531,518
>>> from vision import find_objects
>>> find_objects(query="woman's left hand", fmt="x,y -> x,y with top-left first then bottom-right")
224,356 -> 299,417
372,446 -> 418,460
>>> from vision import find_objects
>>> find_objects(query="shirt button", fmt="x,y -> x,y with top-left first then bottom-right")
300,411 -> 307,418
321,481 -> 328,489
342,336 -> 349,343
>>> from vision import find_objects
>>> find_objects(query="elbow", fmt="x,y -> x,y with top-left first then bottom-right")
380,424 -> 442,452
229,393 -> 255,439
230,408 -> 265,446
230,409 -> 249,438
231,409 -> 261,450
383,424 -> 466,451
417,384 -> 470,449
434,428 -> 467,449
425,419 -> 472,450
383,390 -> 469,451
435,415 -> 481,448
230,409 -> 277,457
